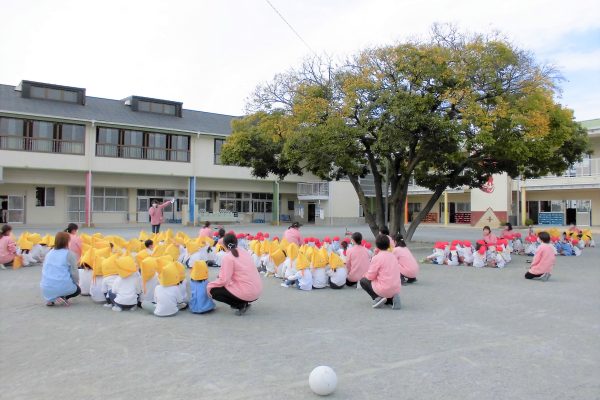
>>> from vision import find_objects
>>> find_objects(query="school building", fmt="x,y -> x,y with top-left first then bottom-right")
0,80 -> 364,227
1,80 -> 598,228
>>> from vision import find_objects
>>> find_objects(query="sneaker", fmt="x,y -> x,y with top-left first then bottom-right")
540,273 -> 551,281
235,303 -> 249,316
55,297 -> 70,307
103,303 -> 113,308
46,301 -> 55,306
112,306 -> 122,312
280,282 -> 290,288
372,297 -> 387,309
0,264 -> 6,270
128,306 -> 138,312
406,278 -> 417,284
391,294 -> 402,310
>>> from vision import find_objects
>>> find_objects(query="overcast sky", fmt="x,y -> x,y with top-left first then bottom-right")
1,0 -> 598,120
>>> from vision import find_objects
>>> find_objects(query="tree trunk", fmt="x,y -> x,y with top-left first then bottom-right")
389,176 -> 409,239
348,174 -> 379,237
405,186 -> 445,241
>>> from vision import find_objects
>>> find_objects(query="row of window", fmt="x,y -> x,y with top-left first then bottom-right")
0,117 -> 231,164
0,117 -> 85,154
96,127 -> 190,162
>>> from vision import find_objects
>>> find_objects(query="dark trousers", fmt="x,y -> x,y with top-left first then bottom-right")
151,224 -> 161,233
328,277 -> 344,289
525,272 -> 544,279
346,279 -> 357,287
64,285 -> 81,300
209,286 -> 248,310
360,278 -> 394,304
115,302 -> 136,310
106,290 -> 116,305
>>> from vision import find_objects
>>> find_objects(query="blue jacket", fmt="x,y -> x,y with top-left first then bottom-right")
189,279 -> 215,314
40,249 -> 77,301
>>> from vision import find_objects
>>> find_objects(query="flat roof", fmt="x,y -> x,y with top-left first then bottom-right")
0,83 -> 236,136
579,118 -> 600,130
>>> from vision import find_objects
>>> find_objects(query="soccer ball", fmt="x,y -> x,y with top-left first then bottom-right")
309,366 -> 337,396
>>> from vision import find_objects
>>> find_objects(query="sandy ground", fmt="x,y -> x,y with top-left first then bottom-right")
1,226 -> 599,399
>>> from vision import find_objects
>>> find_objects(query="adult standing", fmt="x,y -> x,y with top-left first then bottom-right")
0,225 -> 17,269
198,221 -> 213,238
149,198 -> 174,234
40,232 -> 80,306
345,232 -> 371,287
392,233 -> 419,284
66,223 -> 82,262
207,233 -> 262,315
283,222 -> 303,246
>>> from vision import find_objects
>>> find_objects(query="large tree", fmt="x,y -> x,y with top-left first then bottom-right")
222,26 -> 590,240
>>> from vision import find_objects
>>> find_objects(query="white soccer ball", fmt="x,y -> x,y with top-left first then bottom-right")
309,365 -> 337,396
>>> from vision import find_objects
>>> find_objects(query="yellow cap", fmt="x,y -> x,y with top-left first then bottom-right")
135,249 -> 150,265
159,263 -> 180,287
80,233 -> 92,244
47,235 -> 55,248
40,234 -> 51,246
92,233 -> 103,239
102,255 -> 118,276
139,230 -> 150,241
191,260 -> 209,281
215,243 -> 226,253
80,248 -> 95,268
280,238 -> 290,249
175,262 -> 186,282
140,257 -> 157,293
156,255 -> 173,272
116,256 -> 137,278
296,253 -> 310,270
329,252 -> 345,270
270,248 -> 286,266
312,249 -> 327,268
28,233 -> 42,245
152,244 -> 166,257
95,247 -> 112,259
287,243 -> 299,261
92,256 -> 104,278
17,236 -> 33,251
93,240 -> 111,250
186,240 -> 201,255
165,244 -> 180,260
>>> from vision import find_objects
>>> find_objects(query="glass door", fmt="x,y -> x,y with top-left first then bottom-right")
8,195 -> 25,223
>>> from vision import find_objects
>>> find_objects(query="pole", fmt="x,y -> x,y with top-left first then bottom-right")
443,191 -> 448,226
521,184 -> 527,226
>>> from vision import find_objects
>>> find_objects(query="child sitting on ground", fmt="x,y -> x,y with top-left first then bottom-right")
444,245 -> 459,266
281,254 -> 312,290
189,261 -> 215,314
101,255 -> 119,307
90,256 -> 106,303
473,243 -> 487,268
459,241 -> 474,266
78,249 -> 94,296
525,232 -> 555,281
326,252 -> 347,289
392,234 -> 419,283
139,257 -> 159,306
142,263 -> 187,317
111,256 -> 141,312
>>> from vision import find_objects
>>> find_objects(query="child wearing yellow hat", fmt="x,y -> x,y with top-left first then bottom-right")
189,261 -> 215,314
78,248 -> 95,296
111,256 -> 142,312
101,255 -> 119,307
310,249 -> 328,289
327,252 -> 347,289
139,257 -> 159,305
90,256 -> 106,303
281,253 -> 312,290
141,263 -> 186,317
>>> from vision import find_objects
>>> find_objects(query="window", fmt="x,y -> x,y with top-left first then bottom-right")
67,187 -> 86,222
95,128 -> 189,162
31,121 -> 54,152
92,187 -> 128,212
35,187 -> 55,207
456,202 -> 471,212
288,200 -> 295,211
137,100 -> 178,116
214,139 -> 225,164
0,117 -> 25,150
195,191 -> 213,212
59,124 -> 85,154
29,86 -> 79,103
218,192 -> 250,213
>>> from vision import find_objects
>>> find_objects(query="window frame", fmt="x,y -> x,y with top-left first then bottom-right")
35,187 -> 55,207
214,138 -> 225,164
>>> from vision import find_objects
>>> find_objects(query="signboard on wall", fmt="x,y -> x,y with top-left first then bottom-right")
470,173 -> 511,226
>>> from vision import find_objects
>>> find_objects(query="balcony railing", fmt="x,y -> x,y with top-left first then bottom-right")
95,143 -> 190,162
0,135 -> 85,155
528,158 -> 600,179
297,182 -> 329,199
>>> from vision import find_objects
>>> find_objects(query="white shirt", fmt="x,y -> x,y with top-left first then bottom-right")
139,275 -> 158,303
311,267 -> 327,288
79,268 -> 93,295
462,248 -> 474,264
446,251 -> 459,266
473,252 -> 486,268
495,253 -> 506,268
101,275 -> 118,293
291,269 -> 312,291
153,285 -> 184,317
112,273 -> 142,306
327,267 -> 347,287
178,279 -> 189,303
90,277 -> 106,302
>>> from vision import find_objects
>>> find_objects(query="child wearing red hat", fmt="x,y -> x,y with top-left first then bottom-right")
473,243 -> 487,268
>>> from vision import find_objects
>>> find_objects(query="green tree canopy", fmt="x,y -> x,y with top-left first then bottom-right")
222,26 -> 590,240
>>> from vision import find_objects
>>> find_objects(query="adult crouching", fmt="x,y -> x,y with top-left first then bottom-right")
40,232 -> 80,306
207,233 -> 262,315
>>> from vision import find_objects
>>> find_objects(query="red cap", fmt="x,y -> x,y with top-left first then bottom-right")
551,236 -> 559,243
451,240 -> 460,246
272,236 -> 279,241
515,232 -> 522,238
495,245 -> 503,252
450,245 -> 457,251
463,240 -> 471,247
303,238 -> 309,244
343,237 -> 351,243
572,239 -> 579,244
476,240 -> 485,245
478,246 -> 486,255
263,233 -> 270,238
364,242 -> 372,249
236,233 -> 244,239
212,232 -> 219,237
333,236 -> 340,241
